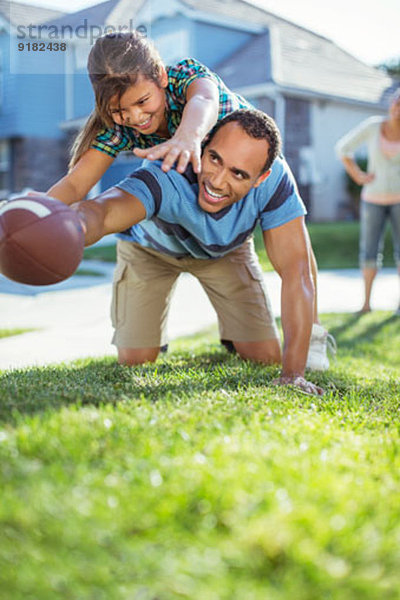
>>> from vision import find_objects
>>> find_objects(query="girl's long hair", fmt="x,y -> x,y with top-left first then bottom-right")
69,31 -> 164,169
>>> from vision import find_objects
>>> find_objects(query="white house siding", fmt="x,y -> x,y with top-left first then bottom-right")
310,100 -> 386,222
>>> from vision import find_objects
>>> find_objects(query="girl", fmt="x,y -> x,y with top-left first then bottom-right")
47,31 -> 251,203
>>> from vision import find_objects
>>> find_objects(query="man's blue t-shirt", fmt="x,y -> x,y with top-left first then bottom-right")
116,156 -> 306,259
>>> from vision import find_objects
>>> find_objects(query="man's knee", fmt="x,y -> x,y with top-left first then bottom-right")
118,347 -> 160,366
233,339 -> 282,365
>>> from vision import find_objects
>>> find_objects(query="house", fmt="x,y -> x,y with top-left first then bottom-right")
1,0 -> 396,220
0,0 -> 66,197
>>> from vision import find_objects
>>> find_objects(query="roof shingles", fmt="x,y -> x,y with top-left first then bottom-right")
208,0 -> 392,104
0,0 -> 65,27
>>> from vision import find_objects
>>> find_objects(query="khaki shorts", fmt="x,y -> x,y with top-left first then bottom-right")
111,237 -> 279,348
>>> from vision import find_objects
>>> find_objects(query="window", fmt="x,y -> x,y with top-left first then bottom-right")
0,140 -> 10,199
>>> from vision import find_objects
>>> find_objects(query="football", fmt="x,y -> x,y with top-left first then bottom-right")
0,194 -> 85,285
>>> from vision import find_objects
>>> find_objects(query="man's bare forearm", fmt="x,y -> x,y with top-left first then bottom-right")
71,199 -> 108,246
71,187 -> 147,247
280,266 -> 315,377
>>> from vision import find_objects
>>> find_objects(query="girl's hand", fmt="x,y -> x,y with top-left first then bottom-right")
134,135 -> 202,174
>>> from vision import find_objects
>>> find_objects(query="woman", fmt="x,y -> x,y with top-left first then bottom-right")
336,89 -> 400,314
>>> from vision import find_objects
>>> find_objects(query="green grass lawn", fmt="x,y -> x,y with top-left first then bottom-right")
83,243 -> 117,263
0,328 -> 37,339
253,222 -> 396,271
75,268 -> 104,277
1,312 -> 399,599
83,222 -> 396,271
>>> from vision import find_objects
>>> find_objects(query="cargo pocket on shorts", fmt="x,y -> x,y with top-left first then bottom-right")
242,262 -> 269,309
233,260 -> 264,289
111,263 -> 127,329
245,262 -> 264,284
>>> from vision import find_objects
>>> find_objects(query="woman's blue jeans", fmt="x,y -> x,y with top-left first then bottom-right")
359,200 -> 400,269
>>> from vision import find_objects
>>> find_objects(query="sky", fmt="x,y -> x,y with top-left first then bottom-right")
19,0 -> 400,66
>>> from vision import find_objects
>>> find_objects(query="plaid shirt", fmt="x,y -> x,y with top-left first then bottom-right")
91,58 -> 252,158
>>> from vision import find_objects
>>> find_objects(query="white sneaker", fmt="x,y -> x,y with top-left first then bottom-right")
306,324 -> 337,371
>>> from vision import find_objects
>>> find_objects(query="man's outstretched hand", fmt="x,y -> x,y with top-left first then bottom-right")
273,375 -> 324,397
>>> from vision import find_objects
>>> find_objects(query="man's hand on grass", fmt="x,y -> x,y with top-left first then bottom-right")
273,375 -> 324,397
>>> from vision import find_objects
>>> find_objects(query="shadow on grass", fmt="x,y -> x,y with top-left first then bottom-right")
0,340 -> 399,426
326,312 -> 362,338
324,311 -> 400,366
0,349 -> 260,423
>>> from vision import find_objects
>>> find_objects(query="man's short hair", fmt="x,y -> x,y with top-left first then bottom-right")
206,109 -> 282,173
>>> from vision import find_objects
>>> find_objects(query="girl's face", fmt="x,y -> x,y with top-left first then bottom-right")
108,70 -> 168,135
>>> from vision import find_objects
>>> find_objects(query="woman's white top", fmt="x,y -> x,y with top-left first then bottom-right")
335,116 -> 400,204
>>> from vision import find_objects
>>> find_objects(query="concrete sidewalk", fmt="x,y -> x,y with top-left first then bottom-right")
1,264 -> 398,371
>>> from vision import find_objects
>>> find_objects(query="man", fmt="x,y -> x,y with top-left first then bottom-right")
74,109 -> 325,396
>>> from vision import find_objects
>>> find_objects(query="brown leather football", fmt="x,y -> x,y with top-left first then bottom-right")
0,195 -> 85,285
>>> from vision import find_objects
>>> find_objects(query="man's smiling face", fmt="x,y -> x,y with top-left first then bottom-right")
197,122 -> 271,213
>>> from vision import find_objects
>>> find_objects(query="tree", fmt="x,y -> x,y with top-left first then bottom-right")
377,57 -> 400,79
